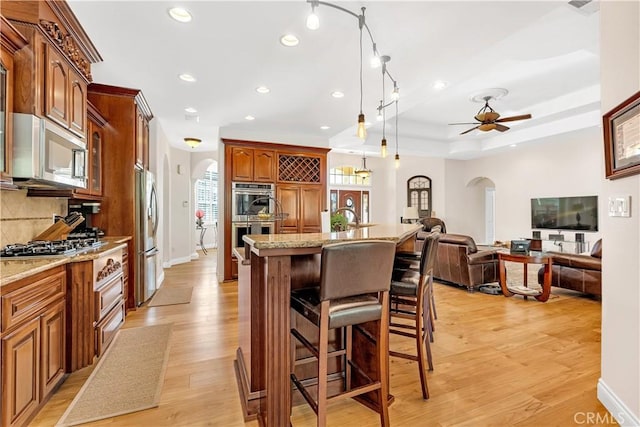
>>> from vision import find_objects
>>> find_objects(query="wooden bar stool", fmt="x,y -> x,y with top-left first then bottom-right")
290,240 -> 396,427
389,232 -> 440,400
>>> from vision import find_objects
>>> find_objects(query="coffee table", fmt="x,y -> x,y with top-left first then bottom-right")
498,251 -> 552,302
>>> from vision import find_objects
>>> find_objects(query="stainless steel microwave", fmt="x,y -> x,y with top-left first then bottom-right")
12,113 -> 87,188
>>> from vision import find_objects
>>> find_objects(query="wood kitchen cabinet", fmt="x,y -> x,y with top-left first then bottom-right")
74,101 -> 105,198
277,184 -> 323,233
88,84 -> 153,310
44,42 -> 87,137
230,146 -> 275,182
1,265 -> 67,427
221,139 -> 329,280
0,16 -> 28,188
3,3 -> 100,138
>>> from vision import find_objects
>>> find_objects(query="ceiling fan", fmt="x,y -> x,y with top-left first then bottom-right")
450,96 -> 532,135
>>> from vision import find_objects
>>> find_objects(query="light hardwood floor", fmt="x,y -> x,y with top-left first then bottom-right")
31,250 -> 614,426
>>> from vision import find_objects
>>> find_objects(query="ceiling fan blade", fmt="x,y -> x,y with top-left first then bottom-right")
449,122 -> 479,125
495,124 -> 510,132
460,126 -> 480,135
496,114 -> 532,123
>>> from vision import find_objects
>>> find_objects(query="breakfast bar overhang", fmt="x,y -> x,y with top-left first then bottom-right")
234,223 -> 422,426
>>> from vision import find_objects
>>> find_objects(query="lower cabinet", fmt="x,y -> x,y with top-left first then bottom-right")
66,246 -> 125,371
1,266 -> 66,427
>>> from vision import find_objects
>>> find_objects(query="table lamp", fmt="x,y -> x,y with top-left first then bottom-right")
402,206 -> 420,223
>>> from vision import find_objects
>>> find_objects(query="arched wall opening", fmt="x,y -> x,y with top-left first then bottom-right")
465,176 -> 496,244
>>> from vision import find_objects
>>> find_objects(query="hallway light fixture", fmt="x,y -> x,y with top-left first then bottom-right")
305,0 -> 400,145
184,137 -> 202,149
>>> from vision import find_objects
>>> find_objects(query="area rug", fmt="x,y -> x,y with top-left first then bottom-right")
148,287 -> 193,307
56,323 -> 173,427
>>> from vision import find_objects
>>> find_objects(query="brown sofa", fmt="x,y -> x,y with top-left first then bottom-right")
537,239 -> 602,297
433,233 -> 500,292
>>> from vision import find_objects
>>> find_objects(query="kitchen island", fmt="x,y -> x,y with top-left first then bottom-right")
235,223 -> 421,426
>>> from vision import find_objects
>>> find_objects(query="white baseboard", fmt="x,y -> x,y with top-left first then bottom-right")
598,378 -> 640,426
163,255 -> 193,267
157,270 -> 165,288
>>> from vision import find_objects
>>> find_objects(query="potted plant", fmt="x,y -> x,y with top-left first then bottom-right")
330,213 -> 348,232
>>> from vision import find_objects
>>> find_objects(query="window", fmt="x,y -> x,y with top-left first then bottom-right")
195,168 -> 218,225
329,166 -> 370,186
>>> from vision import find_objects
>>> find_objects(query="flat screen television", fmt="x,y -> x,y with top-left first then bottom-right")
531,196 -> 598,232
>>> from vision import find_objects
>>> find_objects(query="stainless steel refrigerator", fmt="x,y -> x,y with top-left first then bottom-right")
135,168 -> 159,305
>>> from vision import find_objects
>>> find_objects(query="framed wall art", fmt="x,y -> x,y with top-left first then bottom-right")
603,90 -> 640,179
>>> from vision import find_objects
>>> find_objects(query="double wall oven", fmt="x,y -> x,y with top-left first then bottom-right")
231,182 -> 276,248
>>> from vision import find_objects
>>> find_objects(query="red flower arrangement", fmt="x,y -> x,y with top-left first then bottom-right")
195,209 -> 205,226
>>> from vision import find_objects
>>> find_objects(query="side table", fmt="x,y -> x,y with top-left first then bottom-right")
197,226 -> 207,255
498,252 -> 552,302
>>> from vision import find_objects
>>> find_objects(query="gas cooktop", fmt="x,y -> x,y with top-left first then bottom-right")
0,238 -> 105,258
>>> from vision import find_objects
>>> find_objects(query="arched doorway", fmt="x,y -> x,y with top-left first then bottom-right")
466,177 -> 496,244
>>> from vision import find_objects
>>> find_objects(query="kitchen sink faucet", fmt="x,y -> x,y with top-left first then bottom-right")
335,207 -> 360,229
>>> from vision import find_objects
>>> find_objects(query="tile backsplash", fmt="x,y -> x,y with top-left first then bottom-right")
0,190 -> 67,246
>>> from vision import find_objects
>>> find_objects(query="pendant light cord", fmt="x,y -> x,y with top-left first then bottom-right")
382,69 -> 386,137
395,100 -> 399,154
359,23 -> 363,114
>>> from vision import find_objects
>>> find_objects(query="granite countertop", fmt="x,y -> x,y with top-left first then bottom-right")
0,236 -> 131,288
243,223 -> 422,251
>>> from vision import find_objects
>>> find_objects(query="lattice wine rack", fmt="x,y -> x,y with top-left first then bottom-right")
278,155 -> 321,183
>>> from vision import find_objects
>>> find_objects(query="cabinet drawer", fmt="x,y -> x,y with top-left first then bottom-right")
94,274 -> 123,322
95,301 -> 124,357
1,269 -> 66,333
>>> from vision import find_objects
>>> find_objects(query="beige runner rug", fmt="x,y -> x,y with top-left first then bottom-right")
148,286 -> 193,307
56,323 -> 173,427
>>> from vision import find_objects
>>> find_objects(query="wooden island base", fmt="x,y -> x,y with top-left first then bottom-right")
233,224 -> 420,425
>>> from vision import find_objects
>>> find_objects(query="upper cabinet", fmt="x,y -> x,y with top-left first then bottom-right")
229,146 -> 275,182
74,101 -> 106,197
2,1 -> 102,139
0,16 -> 28,188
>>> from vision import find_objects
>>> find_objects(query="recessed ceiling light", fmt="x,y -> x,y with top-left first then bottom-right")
179,73 -> 196,82
245,115 -> 255,121
280,34 -> 299,47
432,80 -> 449,90
320,125 -> 330,130
510,144 -> 517,148
331,91 -> 344,98
184,107 -> 197,113
256,86 -> 270,94
168,7 -> 192,23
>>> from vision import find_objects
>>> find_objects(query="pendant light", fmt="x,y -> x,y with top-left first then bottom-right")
354,152 -> 372,180
356,13 -> 366,140
306,1 -> 319,30
303,1 -> 401,148
394,100 -> 400,169
379,56 -> 390,158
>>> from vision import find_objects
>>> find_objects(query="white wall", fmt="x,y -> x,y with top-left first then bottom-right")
598,2 -> 640,425
166,147 -> 194,265
444,127 -> 604,245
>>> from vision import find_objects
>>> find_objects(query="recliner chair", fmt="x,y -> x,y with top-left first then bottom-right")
433,234 -> 500,292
